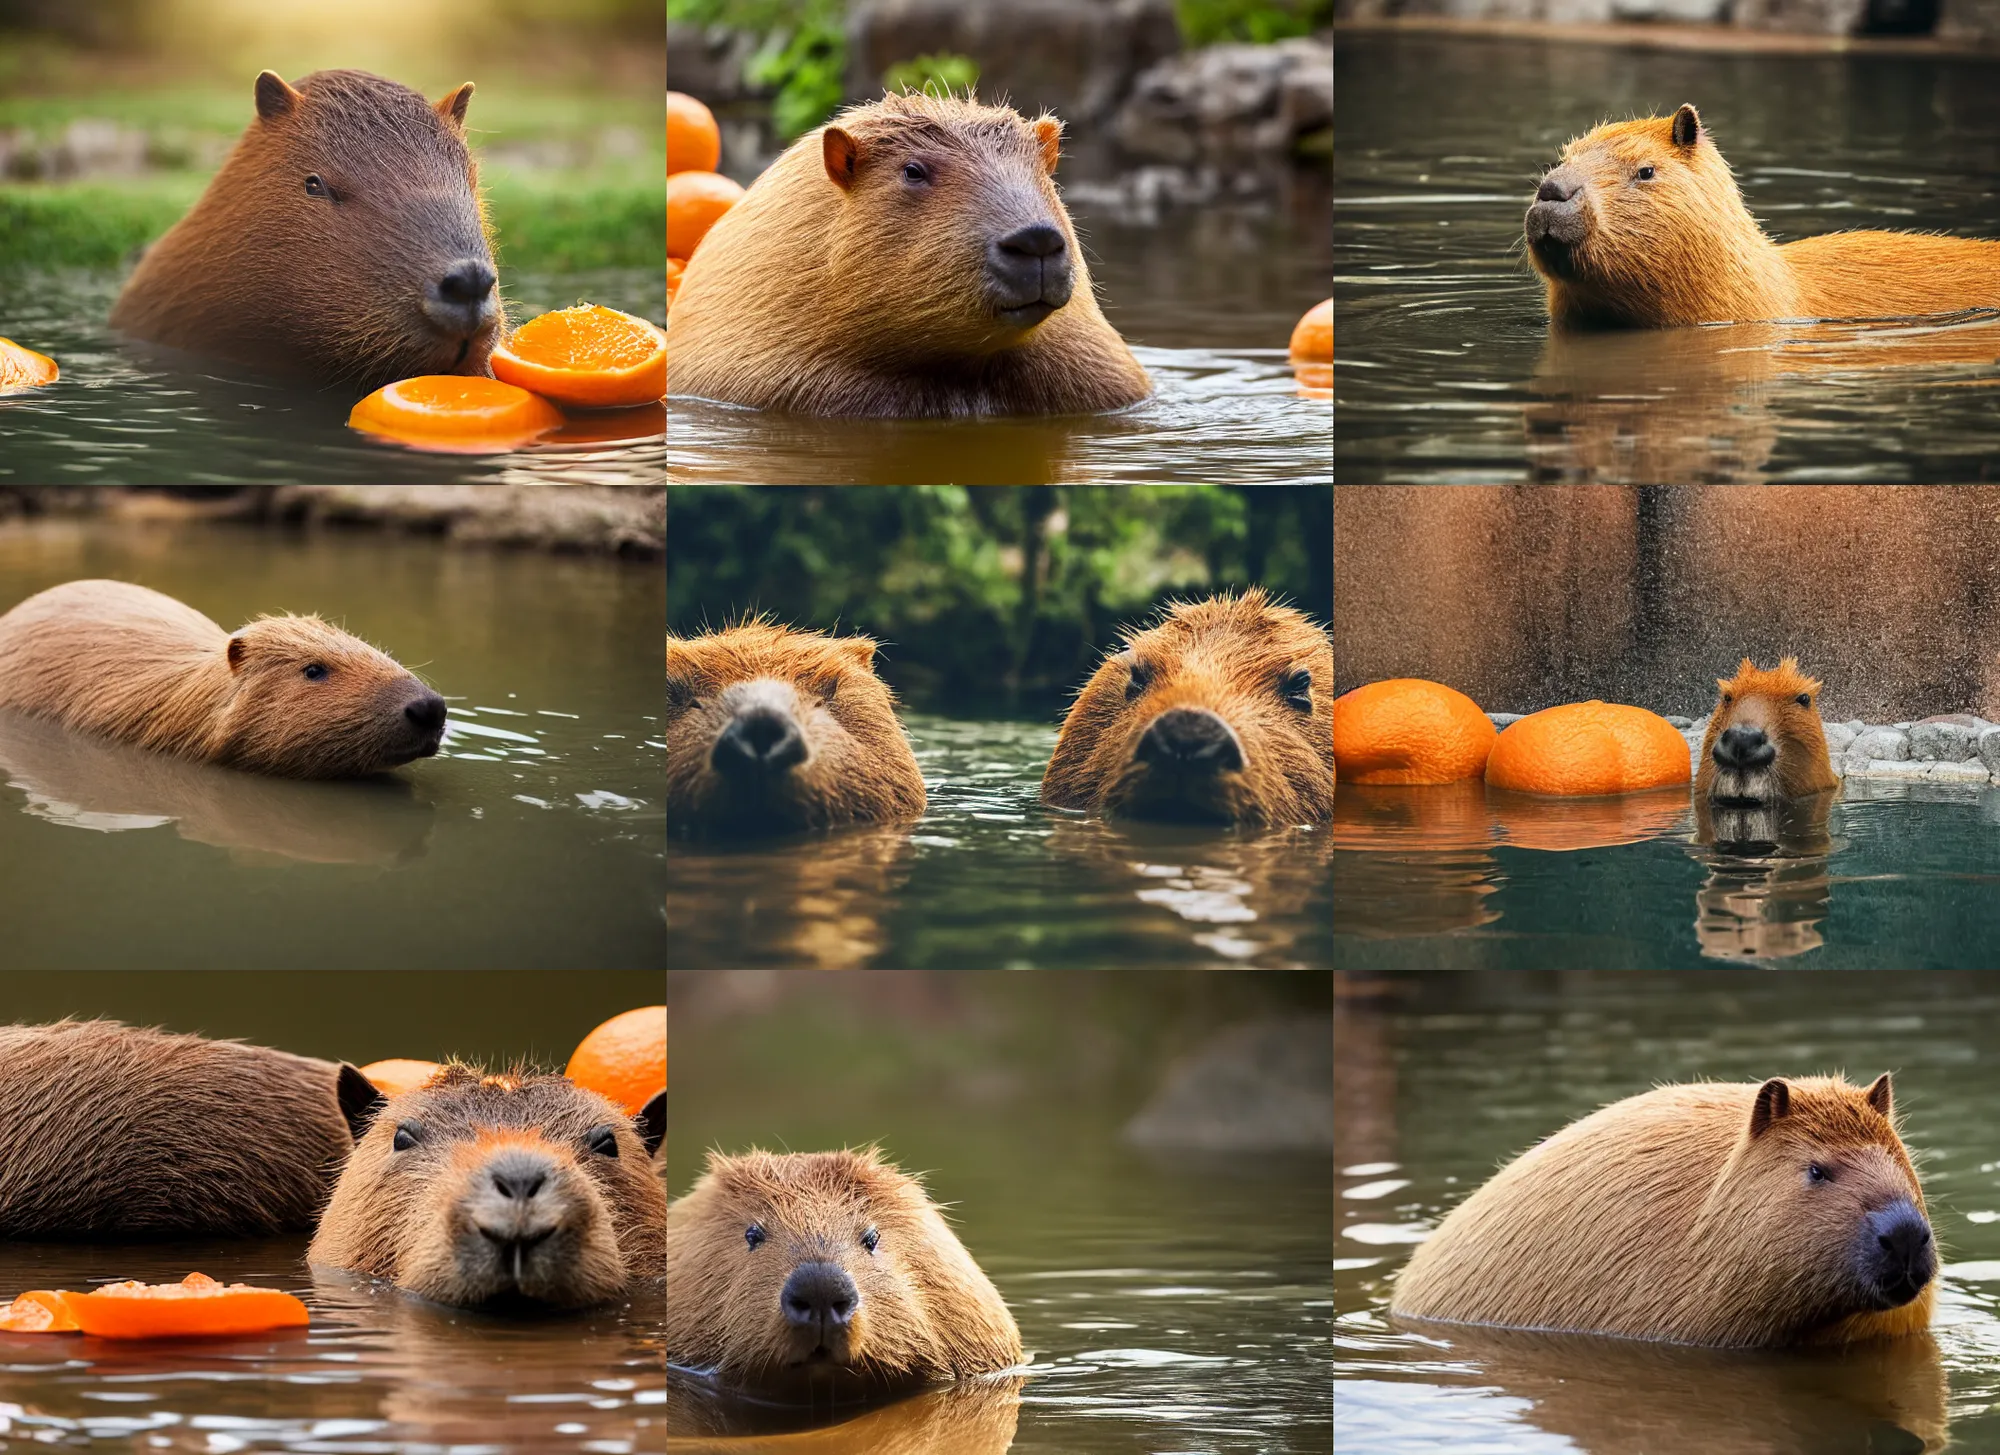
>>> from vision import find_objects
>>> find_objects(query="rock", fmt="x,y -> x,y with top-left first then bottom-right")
1847,758 -> 1931,782
1938,0 -> 2000,37
1842,719 -> 1866,734
1909,721 -> 1979,761
266,486 -> 664,557
667,22 -> 769,104
1823,722 -> 1857,756
1924,761 -> 1994,785
1488,712 -> 1525,728
1732,0 -> 1868,29
1847,728 -> 1909,763
1663,715 -> 1694,729
1980,728 -> 2000,776
1612,0 -> 1726,17
1113,38 -> 1333,166
1915,712 -> 1982,727
1123,1017 -> 1332,1152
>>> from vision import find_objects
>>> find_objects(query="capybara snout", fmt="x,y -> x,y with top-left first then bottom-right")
1695,657 -> 1838,806
1857,1199 -> 1935,1309
781,1258 -> 862,1362
1525,164 -> 1589,272
986,221 -> 1073,327
710,680 -> 812,782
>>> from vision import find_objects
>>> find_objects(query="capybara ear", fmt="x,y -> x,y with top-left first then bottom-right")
1033,115 -> 1063,175
335,1063 -> 390,1143
1671,104 -> 1701,150
226,635 -> 248,672
255,70 -> 303,123
1866,1072 -> 1894,1118
1748,1077 -> 1792,1138
824,127 -> 860,191
636,1088 -> 666,1159
434,82 -> 475,130
835,635 -> 878,670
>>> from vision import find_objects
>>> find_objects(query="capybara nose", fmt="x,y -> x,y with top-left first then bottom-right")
1714,724 -> 1776,771
781,1260 -> 859,1332
1536,170 -> 1582,204
711,705 -> 808,779
1136,708 -> 1246,775
486,1147 -> 552,1205
437,258 -> 496,307
987,223 -> 1073,316
1865,1200 -> 1935,1302
404,690 -> 446,735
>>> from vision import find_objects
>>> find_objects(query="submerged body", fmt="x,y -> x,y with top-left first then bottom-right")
1696,657 -> 1839,806
1526,103 -> 2000,329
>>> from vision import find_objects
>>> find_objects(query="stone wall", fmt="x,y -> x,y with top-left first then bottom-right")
1336,0 -> 2000,36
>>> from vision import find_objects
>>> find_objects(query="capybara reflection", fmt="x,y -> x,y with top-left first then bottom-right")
1527,103 -> 2000,329
668,91 -> 1152,417
1042,589 -> 1333,825
111,70 -> 500,388
1393,1074 -> 1935,1347
0,1019 -> 352,1238
666,621 -> 926,835
1696,658 -> 1838,806
311,1064 -> 667,1310
666,1148 -> 1021,1403
0,580 -> 445,778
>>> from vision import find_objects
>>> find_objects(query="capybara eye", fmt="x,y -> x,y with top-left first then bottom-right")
303,662 -> 328,681
586,1124 -> 621,1158
902,160 -> 930,185
1637,165 -> 1655,181
1124,659 -> 1152,700
1795,693 -> 1811,707
745,1223 -> 766,1250
1281,668 -> 1313,710
1721,692 -> 1733,704
1807,1162 -> 1830,1184
304,174 -> 327,198
861,1226 -> 880,1253
392,1121 -> 424,1152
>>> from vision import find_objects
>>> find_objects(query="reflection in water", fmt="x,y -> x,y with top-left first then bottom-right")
665,1373 -> 1023,1451
1690,793 -> 1838,962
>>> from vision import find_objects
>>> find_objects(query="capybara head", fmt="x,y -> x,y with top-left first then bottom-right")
820,91 -> 1077,352
666,1148 -> 1022,1401
211,615 -> 445,778
1041,589 -> 1334,826
1707,1074 -> 1935,1329
666,621 -> 927,835
1695,657 -> 1838,806
311,1063 -> 667,1310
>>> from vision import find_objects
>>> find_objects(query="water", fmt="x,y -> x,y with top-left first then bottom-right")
668,969 -> 1333,1453
666,714 -> 1333,969
667,195 -> 1334,485
0,518 -> 665,968
1335,972 -> 2000,1454
0,269 -> 665,485
1334,33 -> 2000,483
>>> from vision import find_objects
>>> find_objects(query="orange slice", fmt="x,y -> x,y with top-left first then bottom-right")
357,1058 -> 442,1098
491,304 -> 667,410
667,170 -> 744,260
61,1272 -> 308,1339
669,91 -> 721,176
566,1005 -> 665,1117
1289,298 -> 1332,364
0,336 -> 58,393
348,375 -> 563,453
0,1291 -> 79,1333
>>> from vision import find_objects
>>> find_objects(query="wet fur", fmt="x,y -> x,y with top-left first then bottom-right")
1695,657 -> 1839,804
1392,1075 -> 1935,1347
111,69 -> 497,388
0,579 -> 440,779
0,1019 -> 351,1237
666,620 -> 927,833
1041,588 -> 1334,825
668,91 -> 1151,417
666,1147 -> 1021,1399
1530,105 -> 2000,328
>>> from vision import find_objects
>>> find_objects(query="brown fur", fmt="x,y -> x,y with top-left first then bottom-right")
1041,589 -> 1334,825
110,69 -> 498,388
0,579 -> 446,779
1392,1075 -> 1937,1347
310,1064 -> 667,1310
0,1019 -> 351,1237
666,620 -> 927,835
1695,657 -> 1840,804
666,1148 -> 1022,1402
1527,103 -> 2000,329
667,91 -> 1152,417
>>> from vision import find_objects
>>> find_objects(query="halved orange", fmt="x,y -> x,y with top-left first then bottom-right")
0,1290 -> 79,1333
1334,679 -> 1496,785
348,375 -> 563,453
1486,702 -> 1693,797
491,304 -> 666,409
667,170 -> 744,260
566,1005 -> 665,1118
358,1058 -> 442,1098
1289,299 -> 1331,364
61,1272 -> 308,1339
0,336 -> 58,393
669,91 -> 721,176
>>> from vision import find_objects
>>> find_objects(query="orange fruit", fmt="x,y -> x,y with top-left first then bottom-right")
61,1273 -> 308,1339
0,1290 -> 79,1333
668,170 -> 744,260
0,336 -> 58,393
1485,702 -> 1693,797
348,375 -> 563,453
566,1005 -> 665,1118
1333,679 -> 1496,785
668,257 -> 685,303
668,90 -> 721,176
1294,361 -> 1331,400
1289,298 -> 1331,364
358,1058 -> 441,1098
491,304 -> 666,410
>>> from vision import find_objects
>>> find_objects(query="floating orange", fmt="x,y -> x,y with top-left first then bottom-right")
0,336 -> 58,393
1289,298 -> 1331,364
1486,701 -> 1693,797
357,1058 -> 442,1098
566,1006 -> 665,1118
668,170 -> 744,260
0,1291 -> 78,1333
348,375 -> 563,453
668,90 -> 721,176
61,1273 -> 308,1339
491,304 -> 666,409
668,257 -> 685,303
1333,679 -> 1496,785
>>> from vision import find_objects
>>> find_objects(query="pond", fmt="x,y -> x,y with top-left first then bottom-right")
0,518 -> 665,969
1333,31 -> 2000,483
0,269 -> 665,485
666,713 -> 1333,970
1336,971 -> 2000,1454
668,969 -> 1333,1454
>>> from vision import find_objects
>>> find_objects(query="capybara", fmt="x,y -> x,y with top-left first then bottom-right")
1041,588 -> 1334,826
667,1148 -> 1021,1403
1696,657 -> 1839,806
667,91 -> 1152,417
666,620 -> 927,835
0,580 -> 447,778
110,69 -> 500,388
1392,1074 -> 1936,1347
311,1062 -> 667,1310
0,1019 -> 353,1238
1526,103 -> 2000,329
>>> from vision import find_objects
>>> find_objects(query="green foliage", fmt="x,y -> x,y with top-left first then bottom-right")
881,52 -> 979,99
1174,0 -> 1333,44
669,0 -> 849,140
